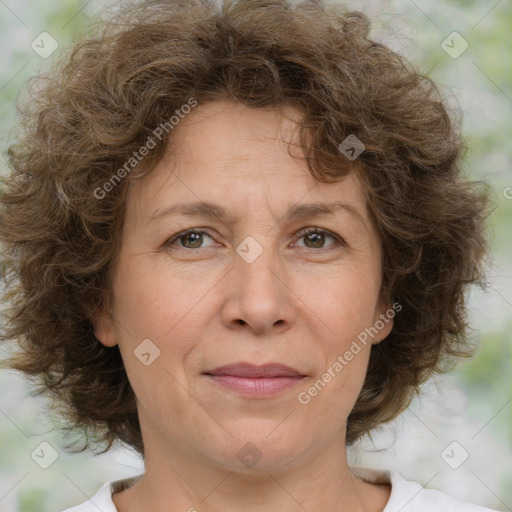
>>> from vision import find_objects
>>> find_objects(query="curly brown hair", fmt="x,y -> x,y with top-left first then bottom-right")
0,0 -> 490,457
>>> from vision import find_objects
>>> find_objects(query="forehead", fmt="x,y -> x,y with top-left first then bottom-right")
166,100 -> 309,178
126,100 -> 369,225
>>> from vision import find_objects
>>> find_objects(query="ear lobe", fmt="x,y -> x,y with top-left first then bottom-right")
370,313 -> 393,345
91,310 -> 118,347
370,297 -> 397,345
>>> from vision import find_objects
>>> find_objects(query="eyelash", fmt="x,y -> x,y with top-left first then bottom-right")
164,226 -> 345,252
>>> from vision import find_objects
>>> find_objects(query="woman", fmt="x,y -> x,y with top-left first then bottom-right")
0,0 -> 498,510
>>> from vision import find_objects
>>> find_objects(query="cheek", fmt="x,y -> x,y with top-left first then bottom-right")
112,256 -> 209,342
298,348 -> 371,437
306,337 -> 372,421
111,257 -> 228,405
294,266 -> 378,410
297,266 -> 381,347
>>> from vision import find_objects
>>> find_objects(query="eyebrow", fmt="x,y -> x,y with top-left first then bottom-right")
148,200 -> 367,226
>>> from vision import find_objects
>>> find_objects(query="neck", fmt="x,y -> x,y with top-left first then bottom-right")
112,420 -> 384,512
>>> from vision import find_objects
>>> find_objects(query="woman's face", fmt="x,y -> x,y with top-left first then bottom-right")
93,100 -> 392,472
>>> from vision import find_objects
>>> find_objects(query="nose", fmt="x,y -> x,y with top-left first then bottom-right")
221,238 -> 297,336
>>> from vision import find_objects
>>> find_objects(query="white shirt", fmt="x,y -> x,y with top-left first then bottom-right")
60,466 -> 502,511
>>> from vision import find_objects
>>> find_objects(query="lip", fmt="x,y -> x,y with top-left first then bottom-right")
203,362 -> 306,398
204,362 -> 304,378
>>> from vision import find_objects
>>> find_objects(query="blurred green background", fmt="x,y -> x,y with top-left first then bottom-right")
0,0 -> 510,510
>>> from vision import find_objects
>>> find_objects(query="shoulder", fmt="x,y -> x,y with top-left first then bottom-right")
351,466 -> 503,512
58,475 -> 143,512
385,471 -> 502,511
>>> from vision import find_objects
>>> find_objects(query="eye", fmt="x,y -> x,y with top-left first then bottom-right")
165,228 -> 217,250
293,226 -> 343,250
164,226 -> 344,251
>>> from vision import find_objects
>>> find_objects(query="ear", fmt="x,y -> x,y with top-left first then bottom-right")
370,292 -> 398,345
91,308 -> 118,347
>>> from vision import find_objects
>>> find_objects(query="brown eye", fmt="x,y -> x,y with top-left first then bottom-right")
166,229 -> 215,249
180,231 -> 204,249
294,227 -> 343,250
304,231 -> 326,248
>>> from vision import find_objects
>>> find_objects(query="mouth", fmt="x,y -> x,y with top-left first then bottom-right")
203,362 -> 306,398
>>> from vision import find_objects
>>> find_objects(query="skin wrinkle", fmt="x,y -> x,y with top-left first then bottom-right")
94,101 -> 391,512
0,1 -> 490,510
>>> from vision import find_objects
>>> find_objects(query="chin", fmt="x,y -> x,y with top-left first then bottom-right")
201,427 -> 309,473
